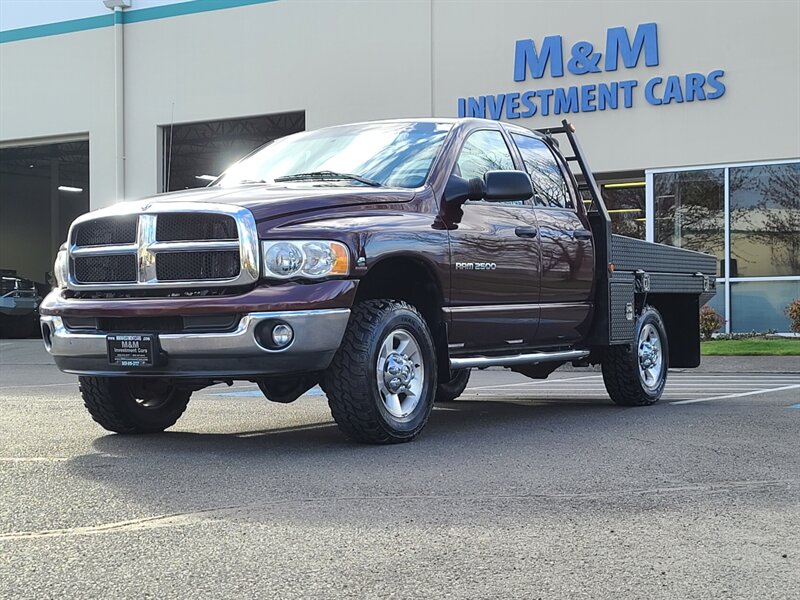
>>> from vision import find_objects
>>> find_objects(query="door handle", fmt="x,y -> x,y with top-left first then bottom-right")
514,226 -> 538,238
572,230 -> 592,240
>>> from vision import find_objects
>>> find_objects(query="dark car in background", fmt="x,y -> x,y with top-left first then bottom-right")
0,270 -> 44,338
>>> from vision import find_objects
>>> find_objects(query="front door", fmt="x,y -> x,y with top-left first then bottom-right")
444,129 -> 542,354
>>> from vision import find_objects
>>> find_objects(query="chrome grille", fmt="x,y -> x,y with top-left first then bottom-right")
73,255 -> 137,283
156,251 -> 240,281
66,203 -> 260,291
156,213 -> 237,241
74,216 -> 137,246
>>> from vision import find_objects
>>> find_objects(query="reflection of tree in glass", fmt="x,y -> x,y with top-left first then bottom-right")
654,170 -> 725,271
456,131 -> 521,204
511,135 -> 569,208
456,132 -> 514,180
602,186 -> 645,239
729,164 -> 800,276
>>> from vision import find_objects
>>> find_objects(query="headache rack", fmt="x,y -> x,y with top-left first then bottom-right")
535,120 -> 717,362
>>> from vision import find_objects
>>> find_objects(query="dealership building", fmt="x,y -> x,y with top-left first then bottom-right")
1,0 -> 798,332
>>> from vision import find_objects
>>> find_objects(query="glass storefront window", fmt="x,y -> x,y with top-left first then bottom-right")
654,169 -> 725,276
602,183 -> 645,239
729,163 -> 800,277
649,160 -> 799,332
731,280 -> 800,332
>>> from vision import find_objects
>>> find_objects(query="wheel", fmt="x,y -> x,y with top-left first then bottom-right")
435,368 -> 471,403
324,299 -> 437,444
602,306 -> 668,406
79,377 -> 191,433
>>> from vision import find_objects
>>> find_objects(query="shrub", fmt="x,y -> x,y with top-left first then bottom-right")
699,306 -> 724,340
785,298 -> 800,334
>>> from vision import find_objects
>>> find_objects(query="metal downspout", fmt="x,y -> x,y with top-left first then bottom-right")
113,5 -> 125,202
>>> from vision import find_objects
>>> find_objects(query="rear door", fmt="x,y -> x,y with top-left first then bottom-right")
445,128 -> 542,354
511,133 -> 594,347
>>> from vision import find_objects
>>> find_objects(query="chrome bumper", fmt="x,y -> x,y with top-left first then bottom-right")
40,309 -> 350,378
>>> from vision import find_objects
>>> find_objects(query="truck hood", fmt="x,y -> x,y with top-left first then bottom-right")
116,184 -> 416,223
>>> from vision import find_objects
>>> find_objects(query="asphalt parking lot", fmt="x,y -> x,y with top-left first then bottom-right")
1,340 -> 798,599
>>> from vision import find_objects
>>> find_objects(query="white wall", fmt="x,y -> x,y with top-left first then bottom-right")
1,0 -> 799,208
432,0 -> 800,172
0,27 -> 118,208
122,0 -> 432,201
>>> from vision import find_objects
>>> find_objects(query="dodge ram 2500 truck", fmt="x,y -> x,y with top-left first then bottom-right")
40,118 -> 717,444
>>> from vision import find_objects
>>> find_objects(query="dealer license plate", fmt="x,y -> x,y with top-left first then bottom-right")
107,334 -> 155,367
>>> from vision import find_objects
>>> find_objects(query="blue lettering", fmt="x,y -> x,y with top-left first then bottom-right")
706,69 -> 726,99
605,23 -> 659,71
662,75 -> 684,104
553,87 -> 579,114
514,36 -> 564,81
619,80 -> 638,108
520,90 -> 537,117
505,92 -> 521,119
536,88 -> 554,116
597,82 -> 618,110
458,97 -> 466,117
486,94 -> 505,120
645,77 -> 663,105
580,84 -> 597,112
684,73 -> 706,101
567,41 -> 602,75
467,96 -> 485,118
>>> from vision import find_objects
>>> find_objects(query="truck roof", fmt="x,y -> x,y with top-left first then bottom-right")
315,117 -> 543,138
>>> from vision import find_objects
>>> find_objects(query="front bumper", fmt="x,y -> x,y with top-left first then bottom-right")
41,309 -> 350,378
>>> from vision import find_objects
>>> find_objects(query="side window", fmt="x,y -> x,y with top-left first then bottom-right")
455,130 -> 519,205
512,134 -> 573,209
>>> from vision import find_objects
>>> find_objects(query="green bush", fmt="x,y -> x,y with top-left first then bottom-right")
786,298 -> 800,334
699,306 -> 724,340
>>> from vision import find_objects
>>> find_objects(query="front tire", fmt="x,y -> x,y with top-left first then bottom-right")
602,306 -> 668,406
79,377 -> 191,433
324,299 -> 437,444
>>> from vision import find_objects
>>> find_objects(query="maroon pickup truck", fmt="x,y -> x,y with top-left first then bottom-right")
40,118 -> 716,444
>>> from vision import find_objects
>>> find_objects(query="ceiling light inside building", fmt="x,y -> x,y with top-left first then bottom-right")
603,182 -> 646,189
195,175 -> 218,181
58,186 -> 83,193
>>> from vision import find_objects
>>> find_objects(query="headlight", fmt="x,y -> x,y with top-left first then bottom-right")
261,240 -> 349,279
53,247 -> 69,289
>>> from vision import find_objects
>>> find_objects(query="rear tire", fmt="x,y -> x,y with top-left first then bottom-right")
602,306 -> 668,406
79,377 -> 191,433
324,299 -> 437,444
435,369 -> 471,403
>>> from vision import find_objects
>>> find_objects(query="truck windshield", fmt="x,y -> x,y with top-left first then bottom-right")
215,121 -> 452,189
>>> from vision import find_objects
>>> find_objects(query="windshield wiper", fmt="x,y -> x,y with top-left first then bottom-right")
274,171 -> 381,187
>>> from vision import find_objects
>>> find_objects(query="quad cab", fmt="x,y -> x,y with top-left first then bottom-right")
40,119 -> 716,443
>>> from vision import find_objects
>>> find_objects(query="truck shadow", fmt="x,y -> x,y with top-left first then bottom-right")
63,398 -> 643,523
85,398 -> 623,458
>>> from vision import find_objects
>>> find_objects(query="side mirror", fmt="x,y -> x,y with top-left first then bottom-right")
444,174 -> 484,204
483,170 -> 533,202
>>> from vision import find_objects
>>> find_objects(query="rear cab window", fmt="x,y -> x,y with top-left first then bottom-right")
511,134 -> 573,209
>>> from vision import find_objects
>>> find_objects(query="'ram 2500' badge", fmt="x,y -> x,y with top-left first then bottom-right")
455,262 -> 497,270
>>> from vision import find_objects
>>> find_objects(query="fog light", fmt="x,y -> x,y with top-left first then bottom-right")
271,323 -> 294,347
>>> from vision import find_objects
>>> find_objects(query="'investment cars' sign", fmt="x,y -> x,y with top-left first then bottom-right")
457,23 -> 726,120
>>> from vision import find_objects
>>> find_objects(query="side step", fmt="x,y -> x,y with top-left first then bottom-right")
450,349 -> 590,370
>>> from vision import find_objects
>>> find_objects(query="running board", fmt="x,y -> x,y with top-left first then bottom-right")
450,349 -> 590,370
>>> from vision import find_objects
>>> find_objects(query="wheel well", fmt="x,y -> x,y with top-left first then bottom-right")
355,257 -> 449,380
